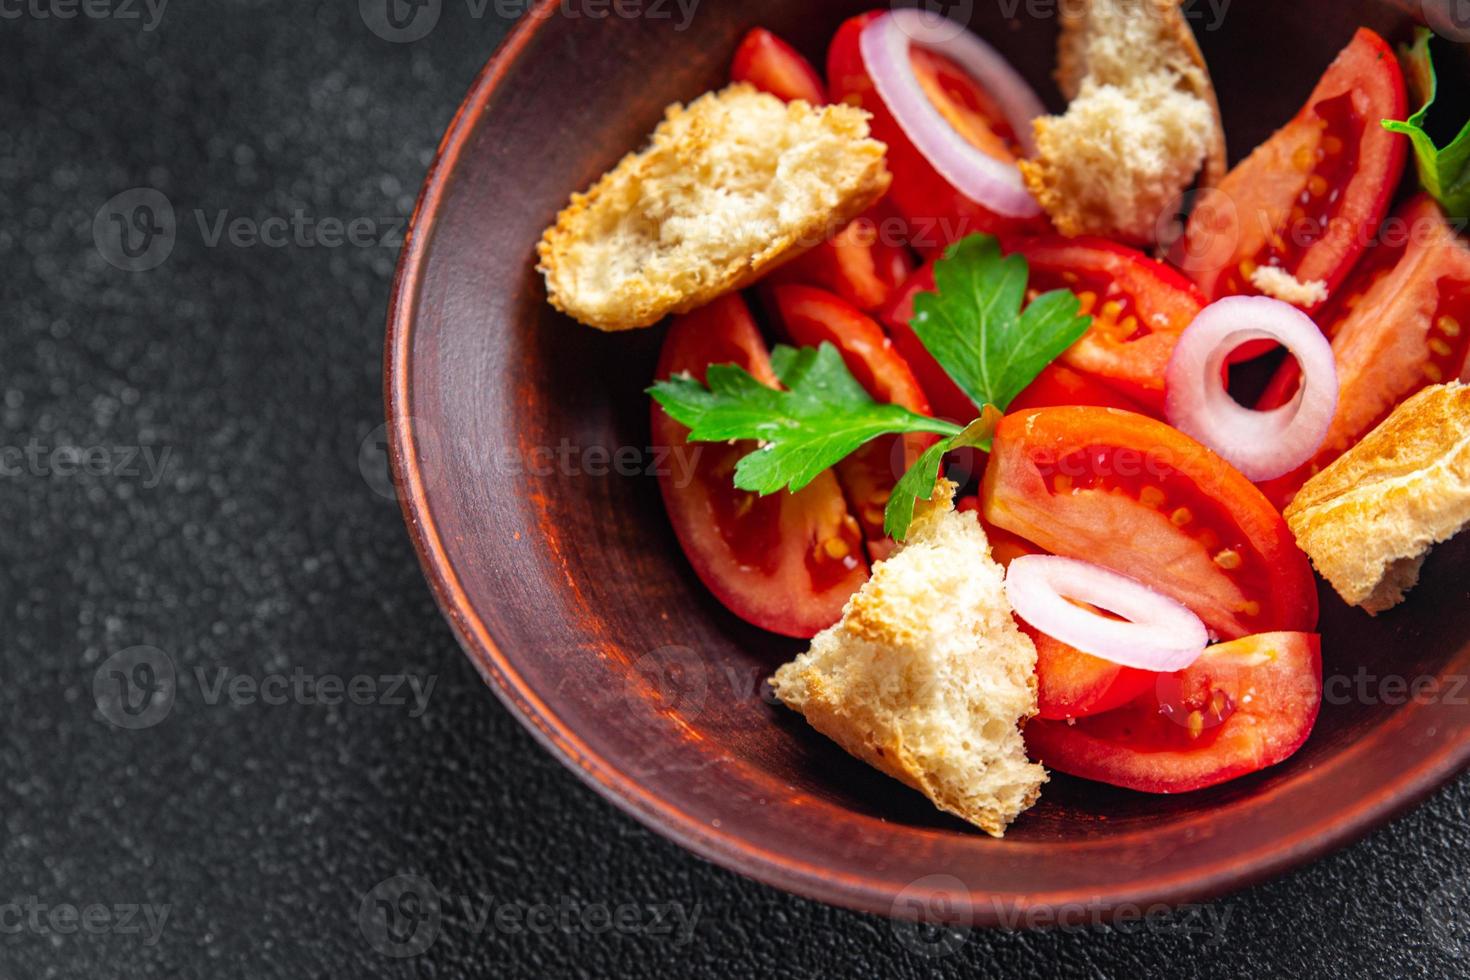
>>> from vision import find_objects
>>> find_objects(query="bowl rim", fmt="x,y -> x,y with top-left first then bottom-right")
385,0 -> 1470,921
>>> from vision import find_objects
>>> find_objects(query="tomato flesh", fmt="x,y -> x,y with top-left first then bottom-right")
653,294 -> 868,637
1014,236 -> 1205,412
1025,632 -> 1322,793
769,284 -> 934,559
1256,194 -> 1470,506
767,201 -> 917,312
730,27 -> 826,105
827,12 -> 1046,254
1180,28 -> 1407,310
1007,363 -> 1149,415
982,407 -> 1318,639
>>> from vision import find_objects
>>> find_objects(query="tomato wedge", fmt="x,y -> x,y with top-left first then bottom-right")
1255,194 -> 1470,507
730,27 -> 826,105
1013,236 -> 1206,412
1025,632 -> 1322,793
982,407 -> 1318,639
1008,364 -> 1149,415
827,11 -> 1046,254
1179,28 -> 1407,311
652,294 -> 868,637
767,202 -> 917,312
768,284 -> 933,559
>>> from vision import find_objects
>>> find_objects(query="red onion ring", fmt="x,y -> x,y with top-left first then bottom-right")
1005,556 -> 1210,672
859,9 -> 1043,219
1165,296 -> 1338,482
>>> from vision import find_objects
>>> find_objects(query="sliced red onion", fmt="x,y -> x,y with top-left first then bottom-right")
860,9 -> 1043,219
1005,556 -> 1209,672
1165,296 -> 1338,482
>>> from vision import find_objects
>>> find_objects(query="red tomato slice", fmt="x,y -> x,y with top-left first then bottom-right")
652,294 -> 869,637
1025,632 -> 1322,793
827,12 -> 1047,254
1013,236 -> 1206,411
1008,364 -> 1150,415
982,407 -> 1318,639
1255,194 -> 1470,507
730,27 -> 826,105
1179,28 -> 1407,311
767,201 -> 917,312
769,284 -> 934,559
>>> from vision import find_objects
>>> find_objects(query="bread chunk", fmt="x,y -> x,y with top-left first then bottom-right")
1285,383 -> 1470,613
770,481 -> 1046,836
537,84 -> 891,331
1019,0 -> 1226,243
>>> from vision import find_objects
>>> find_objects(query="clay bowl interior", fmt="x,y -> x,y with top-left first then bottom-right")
388,0 -> 1470,919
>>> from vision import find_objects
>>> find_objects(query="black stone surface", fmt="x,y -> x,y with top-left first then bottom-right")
2,1 -> 1467,977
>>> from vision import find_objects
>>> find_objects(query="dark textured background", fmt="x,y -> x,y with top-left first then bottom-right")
3,1 -> 1468,976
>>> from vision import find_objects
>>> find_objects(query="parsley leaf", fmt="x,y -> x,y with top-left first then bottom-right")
648,342 -> 961,496
1382,28 -> 1470,219
882,409 -> 1001,539
909,234 -> 1092,413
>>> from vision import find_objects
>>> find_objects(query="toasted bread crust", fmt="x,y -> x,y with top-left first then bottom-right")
771,481 -> 1046,837
537,84 -> 891,331
1022,0 -> 1226,241
1285,382 -> 1470,613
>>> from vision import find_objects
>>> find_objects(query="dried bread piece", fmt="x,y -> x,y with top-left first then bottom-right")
770,480 -> 1046,836
1019,0 -> 1226,243
537,84 -> 891,331
1285,382 -> 1470,613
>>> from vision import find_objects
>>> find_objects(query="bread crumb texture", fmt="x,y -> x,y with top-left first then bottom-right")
770,480 -> 1046,837
1285,382 -> 1470,613
1250,265 -> 1328,308
537,84 -> 891,331
1020,0 -> 1224,242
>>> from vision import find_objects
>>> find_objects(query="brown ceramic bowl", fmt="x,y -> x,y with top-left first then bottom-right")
386,0 -> 1470,922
